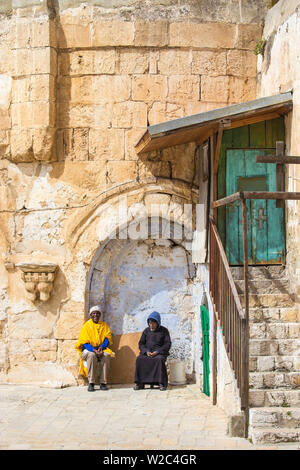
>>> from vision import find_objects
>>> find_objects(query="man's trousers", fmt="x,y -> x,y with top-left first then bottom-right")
81,350 -> 110,384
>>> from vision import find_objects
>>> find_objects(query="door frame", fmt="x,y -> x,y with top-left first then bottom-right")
217,117 -> 286,265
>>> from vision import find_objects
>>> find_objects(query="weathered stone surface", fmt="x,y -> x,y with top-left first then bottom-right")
192,50 -> 226,76
162,142 -> 197,183
106,160 -> 137,185
55,302 -> 84,340
201,75 -> 229,103
134,20 -> 168,47
256,356 -> 275,372
12,47 -> 57,77
58,339 -> 78,365
169,22 -> 237,48
148,101 -> 185,126
13,75 -> 55,104
227,414 -> 245,438
112,101 -> 148,128
49,161 -> 107,194
0,75 -> 12,110
57,128 -> 89,162
158,50 -> 191,75
184,100 -> 227,116
11,102 -> 55,128
0,108 -> 11,130
5,362 -> 77,386
59,75 -> 131,104
132,75 -> 168,102
125,128 -> 145,160
250,427 -> 300,445
92,20 -> 134,47
10,128 -> 34,162
58,23 -> 91,48
31,75 -> 56,102
138,160 -> 171,179
59,50 -> 116,76
57,103 -> 112,128
0,130 -> 10,158
8,308 -> 56,340
235,23 -> 262,50
118,49 -> 149,75
0,48 -> 13,75
32,127 -> 56,162
227,50 -> 257,78
228,76 -> 257,103
0,341 -> 8,371
89,128 -> 124,161
29,339 -> 57,362
168,75 -> 200,103
242,293 -> 295,309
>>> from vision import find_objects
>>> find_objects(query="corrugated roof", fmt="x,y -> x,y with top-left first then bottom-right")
135,92 -> 293,154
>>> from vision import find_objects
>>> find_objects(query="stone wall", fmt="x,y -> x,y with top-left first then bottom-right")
0,0 -> 265,385
257,0 -> 300,295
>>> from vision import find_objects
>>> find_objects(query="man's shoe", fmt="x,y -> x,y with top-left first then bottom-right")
100,383 -> 108,391
159,384 -> 167,391
88,383 -> 95,392
133,384 -> 144,390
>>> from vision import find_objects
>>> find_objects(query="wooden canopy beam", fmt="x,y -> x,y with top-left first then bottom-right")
211,191 -> 300,209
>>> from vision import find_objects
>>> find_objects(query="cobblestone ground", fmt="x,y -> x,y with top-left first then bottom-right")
0,383 -> 299,450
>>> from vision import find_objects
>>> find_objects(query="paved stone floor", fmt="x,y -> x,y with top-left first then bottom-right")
0,383 -> 299,450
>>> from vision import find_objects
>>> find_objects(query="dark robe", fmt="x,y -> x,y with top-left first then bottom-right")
134,325 -> 171,387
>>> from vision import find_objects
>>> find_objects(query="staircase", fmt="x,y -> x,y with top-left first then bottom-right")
232,265 -> 300,445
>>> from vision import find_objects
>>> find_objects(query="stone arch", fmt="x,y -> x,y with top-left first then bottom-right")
65,179 -> 198,253
72,185 -> 200,386
79,186 -> 197,313
88,226 -> 198,383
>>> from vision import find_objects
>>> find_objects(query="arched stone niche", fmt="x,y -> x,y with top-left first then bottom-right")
87,217 -> 198,379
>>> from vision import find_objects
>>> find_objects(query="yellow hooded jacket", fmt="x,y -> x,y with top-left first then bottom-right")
75,318 -> 114,377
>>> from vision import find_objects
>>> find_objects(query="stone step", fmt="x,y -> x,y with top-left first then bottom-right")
250,355 -> 300,373
250,322 -> 300,339
231,265 -> 287,281
240,293 -> 295,308
249,426 -> 300,445
249,389 -> 300,407
250,372 -> 300,389
249,339 -> 300,356
235,279 -> 290,295
249,307 -> 300,323
250,407 -> 300,429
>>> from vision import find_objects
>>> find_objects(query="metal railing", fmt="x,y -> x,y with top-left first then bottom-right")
209,190 -> 300,436
209,217 -> 249,422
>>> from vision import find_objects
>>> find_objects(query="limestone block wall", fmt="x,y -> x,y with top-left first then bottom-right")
258,0 -> 300,294
0,0 -> 266,385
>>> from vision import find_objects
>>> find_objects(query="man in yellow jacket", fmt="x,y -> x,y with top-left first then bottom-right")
75,305 -> 115,392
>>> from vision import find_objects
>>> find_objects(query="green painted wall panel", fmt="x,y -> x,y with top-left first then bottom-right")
266,117 -> 285,147
232,125 -> 249,148
249,121 -> 266,148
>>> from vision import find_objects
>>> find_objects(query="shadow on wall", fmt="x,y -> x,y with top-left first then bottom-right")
109,332 -> 141,384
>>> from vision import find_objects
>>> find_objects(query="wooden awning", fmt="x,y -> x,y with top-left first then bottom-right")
135,92 -> 293,154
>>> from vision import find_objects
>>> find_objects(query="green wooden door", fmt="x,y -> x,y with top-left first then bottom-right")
226,149 -> 285,265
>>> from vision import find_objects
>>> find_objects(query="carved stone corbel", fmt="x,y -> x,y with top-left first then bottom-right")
16,263 -> 58,302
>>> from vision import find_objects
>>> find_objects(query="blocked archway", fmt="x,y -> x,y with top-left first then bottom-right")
87,217 -> 198,384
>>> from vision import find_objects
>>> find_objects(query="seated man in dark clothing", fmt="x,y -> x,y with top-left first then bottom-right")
134,311 -> 171,391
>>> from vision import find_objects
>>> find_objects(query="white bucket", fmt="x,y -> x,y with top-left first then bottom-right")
168,360 -> 186,385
